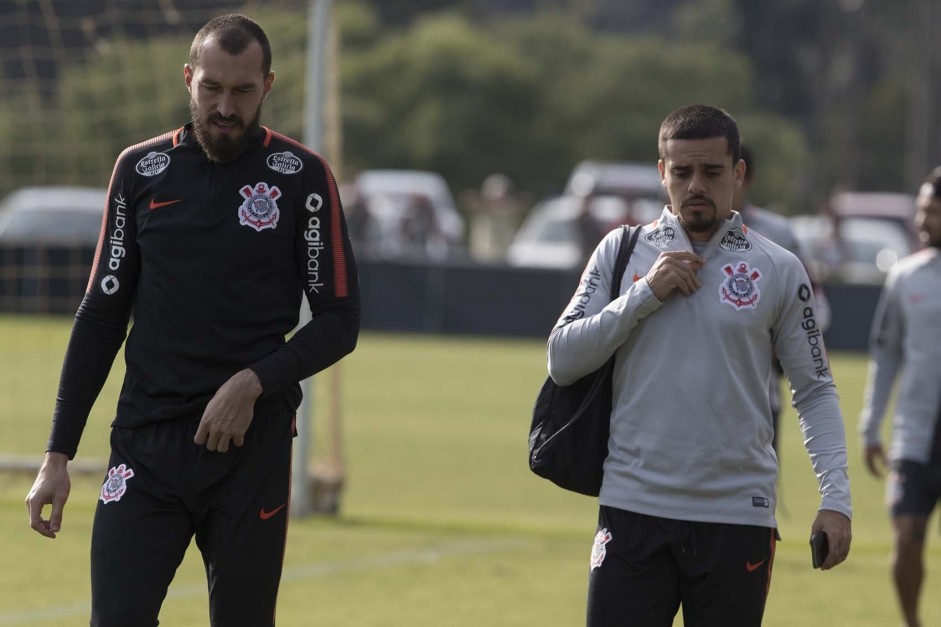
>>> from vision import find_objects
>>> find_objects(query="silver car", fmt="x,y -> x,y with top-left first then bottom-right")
0,185 -> 107,313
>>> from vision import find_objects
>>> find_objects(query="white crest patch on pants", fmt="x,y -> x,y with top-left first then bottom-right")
100,463 -> 135,504
590,528 -> 613,570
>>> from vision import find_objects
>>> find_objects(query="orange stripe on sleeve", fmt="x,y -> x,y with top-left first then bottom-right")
268,130 -> 350,298
86,130 -> 176,293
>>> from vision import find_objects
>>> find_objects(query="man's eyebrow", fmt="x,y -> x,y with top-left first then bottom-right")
199,78 -> 257,90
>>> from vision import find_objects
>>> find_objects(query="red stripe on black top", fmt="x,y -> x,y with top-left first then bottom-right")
86,130 -> 176,293
266,129 -> 350,298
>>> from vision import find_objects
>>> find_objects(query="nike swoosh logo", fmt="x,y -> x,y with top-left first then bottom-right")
745,558 -> 768,572
259,503 -> 287,520
149,197 -> 183,210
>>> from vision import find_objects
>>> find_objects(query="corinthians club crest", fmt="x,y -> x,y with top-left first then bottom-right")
719,261 -> 762,309
100,463 -> 134,504
238,182 -> 282,231
590,528 -> 613,570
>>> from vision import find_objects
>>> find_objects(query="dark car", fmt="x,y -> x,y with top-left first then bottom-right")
0,186 -> 106,313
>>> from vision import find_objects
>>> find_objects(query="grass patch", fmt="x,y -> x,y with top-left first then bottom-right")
1,315 -> 938,625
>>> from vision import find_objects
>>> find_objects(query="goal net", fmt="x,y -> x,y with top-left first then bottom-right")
0,1 -> 336,514
0,0 -> 310,195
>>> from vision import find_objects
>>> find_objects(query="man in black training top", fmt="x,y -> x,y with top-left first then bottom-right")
25,14 -> 359,627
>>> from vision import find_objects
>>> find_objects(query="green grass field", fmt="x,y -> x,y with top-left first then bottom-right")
1,314 -> 938,626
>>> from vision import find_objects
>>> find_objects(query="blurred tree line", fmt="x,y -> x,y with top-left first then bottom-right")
355,0 -> 940,208
1,0 -> 936,214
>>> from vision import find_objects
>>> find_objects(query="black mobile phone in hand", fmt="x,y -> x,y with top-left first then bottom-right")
810,532 -> 829,568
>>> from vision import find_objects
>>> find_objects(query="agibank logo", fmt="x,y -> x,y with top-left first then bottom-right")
798,284 -> 829,379
562,267 -> 602,325
101,193 -> 128,295
304,192 -> 325,295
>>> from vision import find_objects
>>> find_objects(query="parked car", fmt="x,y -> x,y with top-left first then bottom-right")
506,194 -> 660,269
0,186 -> 105,245
0,185 -> 106,313
342,169 -> 466,262
790,191 -> 921,285
506,161 -> 665,269
564,160 -> 666,206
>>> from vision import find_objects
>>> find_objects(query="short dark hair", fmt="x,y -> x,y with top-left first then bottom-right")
922,165 -> 941,200
658,104 -> 740,163
189,14 -> 272,76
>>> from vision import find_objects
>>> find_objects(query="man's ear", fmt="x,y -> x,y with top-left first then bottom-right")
184,64 -> 193,91
734,158 -> 746,189
262,71 -> 275,100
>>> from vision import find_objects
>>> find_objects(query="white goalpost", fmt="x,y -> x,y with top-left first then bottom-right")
293,0 -> 344,518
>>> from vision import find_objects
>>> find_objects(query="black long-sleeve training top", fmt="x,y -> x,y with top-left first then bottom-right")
48,124 -> 360,458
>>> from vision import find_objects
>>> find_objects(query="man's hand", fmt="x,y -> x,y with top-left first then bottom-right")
645,251 -> 705,301
811,509 -> 852,571
25,452 -> 71,539
864,442 -> 887,478
194,369 -> 263,453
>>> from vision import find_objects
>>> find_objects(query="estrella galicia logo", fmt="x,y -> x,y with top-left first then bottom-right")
719,228 -> 752,252
135,151 -> 171,177
645,225 -> 676,248
267,151 -> 303,175
798,284 -> 811,302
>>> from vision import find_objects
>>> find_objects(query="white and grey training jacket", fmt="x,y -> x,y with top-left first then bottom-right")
859,247 -> 941,463
547,207 -> 852,528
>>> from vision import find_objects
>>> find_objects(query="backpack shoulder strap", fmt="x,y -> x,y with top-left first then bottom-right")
609,225 -> 642,301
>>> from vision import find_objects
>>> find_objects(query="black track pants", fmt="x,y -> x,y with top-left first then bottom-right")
89,408 -> 294,627
587,506 -> 776,627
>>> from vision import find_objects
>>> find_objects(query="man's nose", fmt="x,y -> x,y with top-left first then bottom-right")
688,171 -> 707,195
217,92 -> 236,118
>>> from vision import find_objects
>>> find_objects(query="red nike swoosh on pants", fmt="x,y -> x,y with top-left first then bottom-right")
745,558 -> 768,572
259,503 -> 287,520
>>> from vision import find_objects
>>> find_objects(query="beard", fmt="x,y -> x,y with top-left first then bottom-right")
678,197 -> 720,233
190,99 -> 262,163
680,213 -> 720,233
